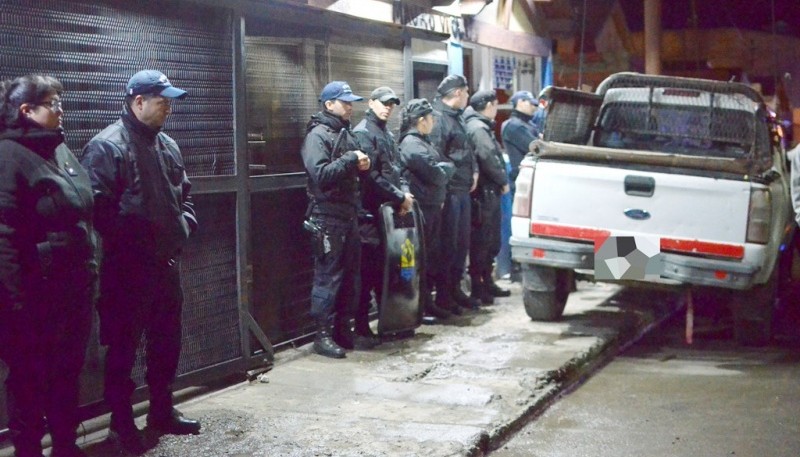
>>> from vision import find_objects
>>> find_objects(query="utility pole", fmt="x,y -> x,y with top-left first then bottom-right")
644,0 -> 662,75
577,0 -> 587,89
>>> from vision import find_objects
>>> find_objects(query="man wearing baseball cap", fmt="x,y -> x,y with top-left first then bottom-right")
81,70 -> 199,454
463,90 -> 511,304
352,86 -> 414,347
428,74 -> 481,314
499,90 -> 539,282
501,90 -> 538,183
301,81 -> 371,358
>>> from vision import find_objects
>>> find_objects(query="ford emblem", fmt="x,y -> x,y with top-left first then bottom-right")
624,208 -> 651,220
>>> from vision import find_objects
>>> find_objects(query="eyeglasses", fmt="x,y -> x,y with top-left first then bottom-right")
39,99 -> 63,112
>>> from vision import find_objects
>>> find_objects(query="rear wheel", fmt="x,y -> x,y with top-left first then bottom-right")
522,267 -> 573,321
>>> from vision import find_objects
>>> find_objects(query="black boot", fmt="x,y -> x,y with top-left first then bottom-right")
332,315 -> 355,350
354,322 -> 380,350
50,423 -> 86,457
484,273 -> 511,297
435,288 -> 461,316
313,318 -> 346,358
421,288 -> 450,322
11,438 -> 44,457
426,301 -> 452,319
453,286 -> 481,310
50,443 -> 87,457
147,408 -> 201,436
470,275 -> 494,305
108,413 -> 148,455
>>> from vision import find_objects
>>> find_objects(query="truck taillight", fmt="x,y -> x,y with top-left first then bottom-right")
746,188 -> 771,244
512,165 -> 535,219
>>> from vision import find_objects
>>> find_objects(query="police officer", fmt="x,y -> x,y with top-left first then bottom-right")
353,86 -> 413,347
397,99 -> 455,321
501,90 -> 538,184
500,91 -> 539,282
81,70 -> 201,454
301,81 -> 371,358
429,75 -> 481,314
0,75 -> 98,457
463,90 -> 511,304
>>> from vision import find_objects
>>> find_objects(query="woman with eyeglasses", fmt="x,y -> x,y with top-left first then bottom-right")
0,75 -> 97,457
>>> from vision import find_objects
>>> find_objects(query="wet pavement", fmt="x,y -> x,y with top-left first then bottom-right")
67,280 -> 681,457
491,296 -> 800,457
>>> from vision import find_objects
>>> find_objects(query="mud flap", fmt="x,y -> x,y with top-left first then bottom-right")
377,202 -> 423,336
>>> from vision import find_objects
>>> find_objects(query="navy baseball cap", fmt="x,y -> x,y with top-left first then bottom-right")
510,90 -> 535,106
126,70 -> 187,99
320,81 -> 364,103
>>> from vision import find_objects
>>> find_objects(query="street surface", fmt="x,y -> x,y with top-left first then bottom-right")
53,281 -> 679,457
491,295 -> 800,457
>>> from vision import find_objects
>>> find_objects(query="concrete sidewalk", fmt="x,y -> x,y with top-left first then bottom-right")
80,281 -> 680,457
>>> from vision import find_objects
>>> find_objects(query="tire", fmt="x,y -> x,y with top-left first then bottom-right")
522,269 -> 572,321
731,266 -> 777,346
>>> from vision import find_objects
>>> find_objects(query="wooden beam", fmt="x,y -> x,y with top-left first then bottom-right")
469,19 -> 552,55
518,0 -> 547,36
502,0 -> 514,30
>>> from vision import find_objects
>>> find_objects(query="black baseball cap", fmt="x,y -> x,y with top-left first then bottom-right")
437,74 -> 468,96
405,98 -> 433,119
469,90 -> 497,108
371,86 -> 400,104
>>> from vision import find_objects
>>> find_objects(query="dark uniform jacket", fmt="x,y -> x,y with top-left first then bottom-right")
429,99 -> 477,193
301,110 -> 363,219
464,107 -> 508,194
0,125 -> 97,310
81,107 -> 197,265
397,129 -> 455,208
353,109 -> 406,216
501,110 -> 536,181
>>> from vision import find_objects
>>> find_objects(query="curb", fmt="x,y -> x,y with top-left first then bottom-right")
469,291 -> 683,456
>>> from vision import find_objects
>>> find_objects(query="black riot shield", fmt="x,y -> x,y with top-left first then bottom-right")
377,202 -> 423,335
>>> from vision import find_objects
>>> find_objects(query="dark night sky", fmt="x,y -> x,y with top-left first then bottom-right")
618,0 -> 800,37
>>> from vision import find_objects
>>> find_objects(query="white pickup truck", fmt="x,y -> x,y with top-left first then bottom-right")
510,72 -> 795,345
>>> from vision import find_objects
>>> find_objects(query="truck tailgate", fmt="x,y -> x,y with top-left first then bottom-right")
530,161 -> 750,244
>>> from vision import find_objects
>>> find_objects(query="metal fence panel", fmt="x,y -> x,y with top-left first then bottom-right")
0,0 -> 235,176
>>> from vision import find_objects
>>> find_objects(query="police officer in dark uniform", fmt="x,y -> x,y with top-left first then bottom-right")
397,99 -> 455,321
0,75 -> 98,457
81,70 -> 201,454
428,75 -> 481,314
353,86 -> 413,347
501,90 -> 538,184
463,90 -> 511,304
500,91 -> 538,282
301,81 -> 371,358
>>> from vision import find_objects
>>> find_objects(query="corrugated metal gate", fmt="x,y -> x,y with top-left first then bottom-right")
328,35 -> 406,134
245,24 -> 406,346
0,0 -> 420,440
0,0 -> 240,431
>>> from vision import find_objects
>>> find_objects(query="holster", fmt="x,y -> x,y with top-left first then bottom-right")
303,218 -> 325,258
471,194 -> 483,227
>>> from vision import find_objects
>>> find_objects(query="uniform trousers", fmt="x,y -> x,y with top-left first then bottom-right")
99,252 -> 183,423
